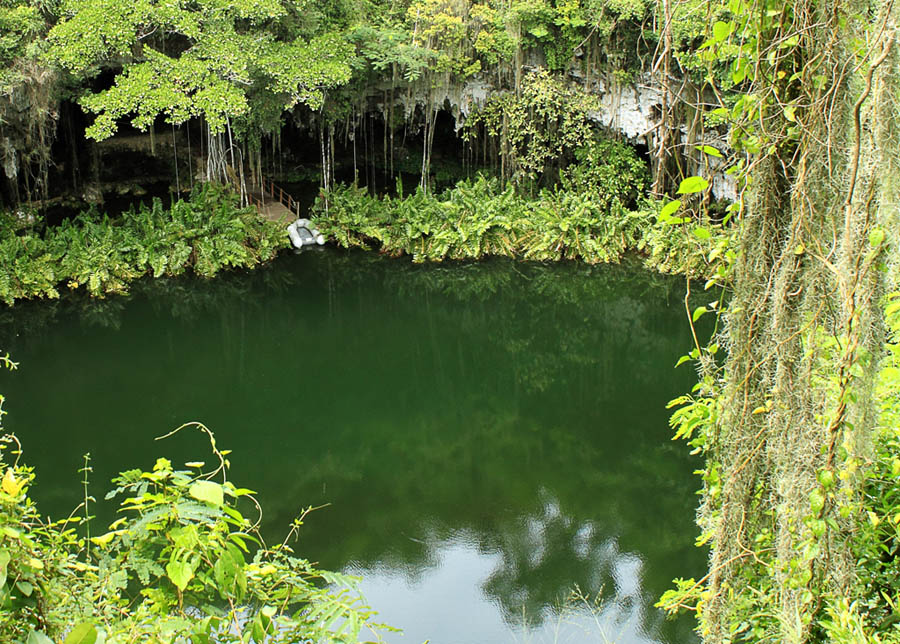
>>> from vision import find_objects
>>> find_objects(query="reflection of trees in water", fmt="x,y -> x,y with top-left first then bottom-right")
3,250 -> 710,395
480,490 -> 615,621
353,487 -> 696,643
261,409 -> 702,633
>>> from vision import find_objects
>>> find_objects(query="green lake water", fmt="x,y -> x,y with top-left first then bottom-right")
1,249 -> 705,644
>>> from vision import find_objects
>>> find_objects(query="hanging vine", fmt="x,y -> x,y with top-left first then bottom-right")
660,1 -> 900,642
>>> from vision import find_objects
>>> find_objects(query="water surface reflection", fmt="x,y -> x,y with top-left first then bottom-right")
1,250 -> 705,644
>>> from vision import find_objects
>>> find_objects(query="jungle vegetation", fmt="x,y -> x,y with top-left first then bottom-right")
0,0 -> 899,643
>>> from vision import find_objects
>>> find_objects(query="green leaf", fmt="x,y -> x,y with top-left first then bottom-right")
695,145 -> 723,158
16,580 -> 34,596
166,560 -> 194,592
659,200 -> 682,220
26,631 -> 55,644
189,480 -> 224,506
692,306 -> 708,322
809,489 -> 825,515
677,177 -> 709,194
0,549 -> 9,587
64,623 -> 98,644
713,20 -> 733,41
693,226 -> 711,240
869,228 -> 885,247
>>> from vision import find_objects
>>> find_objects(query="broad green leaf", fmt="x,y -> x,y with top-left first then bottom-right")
713,20 -> 733,41
677,177 -> 709,194
189,480 -> 224,506
693,227 -> 711,240
64,623 -> 98,644
251,616 -> 266,642
170,525 -> 200,550
659,200 -> 682,220
166,560 -> 194,592
692,306 -> 708,322
809,489 -> 825,514
817,470 -> 835,489
26,631 -> 55,644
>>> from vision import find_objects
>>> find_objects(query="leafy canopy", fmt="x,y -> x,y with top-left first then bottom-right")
46,0 -> 353,139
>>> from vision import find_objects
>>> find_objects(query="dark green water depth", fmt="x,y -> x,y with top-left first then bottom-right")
1,250 -> 705,644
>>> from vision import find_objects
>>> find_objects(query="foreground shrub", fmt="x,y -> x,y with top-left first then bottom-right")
0,420 -> 384,643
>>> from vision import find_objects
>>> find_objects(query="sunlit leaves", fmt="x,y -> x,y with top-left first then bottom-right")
676,176 -> 709,194
1,469 -> 25,497
659,199 -> 682,219
62,623 -> 97,644
46,0 -> 351,139
165,559 -> 195,592
188,480 -> 224,507
695,144 -> 723,158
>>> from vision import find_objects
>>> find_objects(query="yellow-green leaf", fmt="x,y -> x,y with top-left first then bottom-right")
2,469 -> 25,497
166,560 -> 194,592
189,480 -> 224,506
63,623 -> 97,644
677,176 -> 709,194
695,145 -> 723,158
659,199 -> 682,220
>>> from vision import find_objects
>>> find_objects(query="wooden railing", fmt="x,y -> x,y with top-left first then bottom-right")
249,177 -> 300,217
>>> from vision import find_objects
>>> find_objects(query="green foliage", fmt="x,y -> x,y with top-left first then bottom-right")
0,184 -> 289,305
0,416 -> 385,643
849,293 -> 900,642
45,0 -> 352,139
311,171 -> 727,275
313,174 -> 644,263
464,70 -> 600,189
0,1 -> 44,89
661,290 -> 900,644
561,136 -> 649,208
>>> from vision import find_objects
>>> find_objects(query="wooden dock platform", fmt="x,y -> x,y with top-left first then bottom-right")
253,197 -> 294,223
249,178 -> 300,224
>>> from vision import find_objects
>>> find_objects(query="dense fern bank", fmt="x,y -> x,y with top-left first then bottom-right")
311,175 -> 731,278
0,185 -> 289,305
